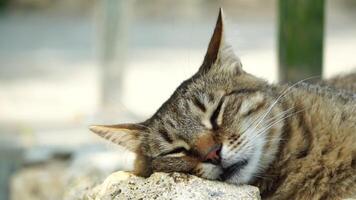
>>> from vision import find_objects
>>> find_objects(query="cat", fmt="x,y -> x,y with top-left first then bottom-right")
90,9 -> 356,200
321,72 -> 356,93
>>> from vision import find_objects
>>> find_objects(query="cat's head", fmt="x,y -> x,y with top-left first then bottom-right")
90,9 -> 284,184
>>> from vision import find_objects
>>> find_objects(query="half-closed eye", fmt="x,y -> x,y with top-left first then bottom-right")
160,147 -> 189,157
210,97 -> 225,130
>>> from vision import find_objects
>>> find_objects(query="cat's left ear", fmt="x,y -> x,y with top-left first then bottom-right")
89,123 -> 145,153
199,8 -> 243,74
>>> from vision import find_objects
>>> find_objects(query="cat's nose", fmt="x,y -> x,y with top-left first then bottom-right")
204,144 -> 222,165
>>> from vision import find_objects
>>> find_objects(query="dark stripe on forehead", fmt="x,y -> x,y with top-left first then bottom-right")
210,97 -> 224,130
207,93 -> 215,102
193,97 -> 207,112
228,88 -> 258,96
166,119 -> 177,129
159,129 -> 173,143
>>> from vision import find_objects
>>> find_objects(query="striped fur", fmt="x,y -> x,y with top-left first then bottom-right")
90,9 -> 356,199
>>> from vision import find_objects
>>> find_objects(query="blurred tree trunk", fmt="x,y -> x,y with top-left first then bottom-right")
97,0 -> 131,112
278,0 -> 325,83
0,0 -> 9,9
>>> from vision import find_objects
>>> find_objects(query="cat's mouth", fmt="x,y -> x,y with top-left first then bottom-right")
220,159 -> 249,181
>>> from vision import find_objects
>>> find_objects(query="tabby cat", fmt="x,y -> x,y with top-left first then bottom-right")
90,9 -> 356,200
322,72 -> 356,93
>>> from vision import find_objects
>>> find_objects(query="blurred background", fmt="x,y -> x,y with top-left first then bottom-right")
0,0 -> 355,199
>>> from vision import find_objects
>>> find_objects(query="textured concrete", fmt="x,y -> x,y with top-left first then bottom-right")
82,171 -> 261,200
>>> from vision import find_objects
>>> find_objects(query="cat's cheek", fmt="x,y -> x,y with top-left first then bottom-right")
133,154 -> 153,177
193,163 -> 223,180
151,156 -> 200,173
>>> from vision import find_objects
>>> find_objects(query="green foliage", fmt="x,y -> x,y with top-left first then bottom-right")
278,0 -> 325,82
0,0 -> 9,9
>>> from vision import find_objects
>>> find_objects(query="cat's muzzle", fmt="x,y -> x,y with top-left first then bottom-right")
220,158 -> 249,181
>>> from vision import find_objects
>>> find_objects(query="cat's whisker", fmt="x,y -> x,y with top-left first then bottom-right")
241,108 -> 307,149
253,108 -> 307,140
237,109 -> 293,148
242,108 -> 287,135
266,107 -> 294,122
239,103 -> 293,140
254,108 -> 294,130
255,111 -> 300,138
237,106 -> 292,146
243,76 -> 320,138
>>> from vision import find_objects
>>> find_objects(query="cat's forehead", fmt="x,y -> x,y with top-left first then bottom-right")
157,75 -> 224,109
180,73 -> 233,94
146,78 -> 211,133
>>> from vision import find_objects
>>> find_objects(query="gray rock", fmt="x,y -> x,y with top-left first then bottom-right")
83,171 -> 261,200
11,161 -> 68,200
11,148 -> 132,200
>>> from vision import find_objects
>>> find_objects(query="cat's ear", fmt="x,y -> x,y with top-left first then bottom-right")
199,8 -> 242,74
89,123 -> 145,152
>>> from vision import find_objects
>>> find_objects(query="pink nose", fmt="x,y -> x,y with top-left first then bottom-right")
204,144 -> 222,165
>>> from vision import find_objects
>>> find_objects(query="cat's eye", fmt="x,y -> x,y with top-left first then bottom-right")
160,147 -> 188,157
210,97 -> 225,130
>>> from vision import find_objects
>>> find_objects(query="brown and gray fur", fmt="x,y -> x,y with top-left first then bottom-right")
322,72 -> 356,93
90,9 -> 356,200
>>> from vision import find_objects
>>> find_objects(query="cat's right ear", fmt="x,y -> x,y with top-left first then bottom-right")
199,8 -> 243,75
89,123 -> 145,152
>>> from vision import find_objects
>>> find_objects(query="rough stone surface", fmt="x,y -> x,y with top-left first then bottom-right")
83,171 -> 261,200
11,161 -> 69,200
11,149 -> 131,200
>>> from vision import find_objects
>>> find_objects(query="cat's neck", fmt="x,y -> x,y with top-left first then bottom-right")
254,83 -> 356,199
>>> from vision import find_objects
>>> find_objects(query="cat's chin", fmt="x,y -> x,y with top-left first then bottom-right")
223,172 -> 248,185
221,167 -> 250,185
221,149 -> 262,185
